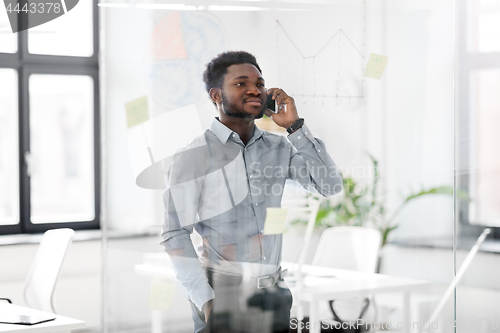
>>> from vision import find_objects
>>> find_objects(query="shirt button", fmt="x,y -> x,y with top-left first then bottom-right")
263,256 -> 267,260
232,133 -> 236,138
298,136 -> 301,139
255,202 -> 259,206
305,132 -> 308,135
317,149 -> 321,153
249,175 -> 253,179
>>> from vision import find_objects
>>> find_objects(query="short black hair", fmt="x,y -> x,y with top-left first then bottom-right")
203,51 -> 262,93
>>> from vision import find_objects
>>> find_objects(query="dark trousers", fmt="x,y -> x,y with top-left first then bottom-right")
190,270 -> 293,333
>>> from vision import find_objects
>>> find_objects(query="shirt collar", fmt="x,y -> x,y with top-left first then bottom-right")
210,117 -> 233,143
210,117 -> 264,145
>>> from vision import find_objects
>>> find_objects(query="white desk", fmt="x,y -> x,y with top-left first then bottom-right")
0,303 -> 85,333
135,254 -> 430,333
282,262 -> 430,333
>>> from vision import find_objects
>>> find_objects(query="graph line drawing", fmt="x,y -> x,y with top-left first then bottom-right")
275,2 -> 367,105
276,20 -> 363,59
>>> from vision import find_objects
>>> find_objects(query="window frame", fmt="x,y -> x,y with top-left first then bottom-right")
457,0 -> 500,240
0,0 -> 100,235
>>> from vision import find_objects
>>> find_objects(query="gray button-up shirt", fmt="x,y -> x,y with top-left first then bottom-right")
160,117 -> 342,310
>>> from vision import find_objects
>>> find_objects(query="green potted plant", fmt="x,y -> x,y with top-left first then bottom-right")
292,153 -> 469,271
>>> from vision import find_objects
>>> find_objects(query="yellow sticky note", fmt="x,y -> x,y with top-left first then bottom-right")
126,96 -> 149,128
149,279 -> 176,310
364,53 -> 389,79
263,208 -> 288,235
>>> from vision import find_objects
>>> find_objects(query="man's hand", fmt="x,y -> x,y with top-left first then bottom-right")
202,299 -> 214,323
265,88 -> 300,129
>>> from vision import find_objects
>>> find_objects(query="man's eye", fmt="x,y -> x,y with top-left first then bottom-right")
236,82 -> 245,86
258,83 -> 265,87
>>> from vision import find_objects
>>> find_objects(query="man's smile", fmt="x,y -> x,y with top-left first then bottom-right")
244,97 -> 263,106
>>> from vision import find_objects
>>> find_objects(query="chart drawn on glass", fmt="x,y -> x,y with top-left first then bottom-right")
275,1 -> 366,106
143,11 -> 227,110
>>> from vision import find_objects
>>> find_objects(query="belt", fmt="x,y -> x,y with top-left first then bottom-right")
257,267 -> 288,289
207,267 -> 288,289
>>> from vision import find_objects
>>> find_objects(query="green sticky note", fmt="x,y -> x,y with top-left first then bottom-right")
149,279 -> 176,310
263,208 -> 288,235
364,53 -> 389,79
126,96 -> 149,127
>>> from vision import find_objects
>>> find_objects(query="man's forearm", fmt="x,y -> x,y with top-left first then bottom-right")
160,230 -> 215,311
288,124 -> 343,196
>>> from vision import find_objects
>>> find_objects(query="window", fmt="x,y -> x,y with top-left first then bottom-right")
0,0 -> 100,235
457,0 -> 500,238
0,69 -> 19,226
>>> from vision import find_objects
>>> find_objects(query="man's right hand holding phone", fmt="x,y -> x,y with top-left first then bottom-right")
265,88 -> 300,130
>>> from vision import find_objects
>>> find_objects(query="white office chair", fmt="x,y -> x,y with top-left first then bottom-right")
312,226 -> 381,272
312,226 -> 381,325
23,228 -> 75,313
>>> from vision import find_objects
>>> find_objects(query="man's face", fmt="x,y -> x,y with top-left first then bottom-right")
219,63 -> 267,119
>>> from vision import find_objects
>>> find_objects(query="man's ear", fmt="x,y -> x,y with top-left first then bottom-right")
209,87 -> 222,104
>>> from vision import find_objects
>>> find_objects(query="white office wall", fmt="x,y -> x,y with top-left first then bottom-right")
103,6 -> 159,233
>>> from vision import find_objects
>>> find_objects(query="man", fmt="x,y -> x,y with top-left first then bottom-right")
161,51 -> 342,333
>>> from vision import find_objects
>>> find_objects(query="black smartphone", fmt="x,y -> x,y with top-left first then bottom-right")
266,94 -> 277,113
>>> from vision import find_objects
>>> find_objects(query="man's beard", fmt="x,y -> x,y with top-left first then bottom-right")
221,92 -> 266,119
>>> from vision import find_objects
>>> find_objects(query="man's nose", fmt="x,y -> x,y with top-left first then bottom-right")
247,84 -> 261,95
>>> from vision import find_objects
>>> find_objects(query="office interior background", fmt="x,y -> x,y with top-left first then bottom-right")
0,0 -> 499,332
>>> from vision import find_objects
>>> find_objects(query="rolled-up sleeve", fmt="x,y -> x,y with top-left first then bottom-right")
287,123 -> 343,196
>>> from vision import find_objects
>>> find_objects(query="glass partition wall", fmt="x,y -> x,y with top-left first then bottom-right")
101,0 -> 498,332
454,0 -> 500,332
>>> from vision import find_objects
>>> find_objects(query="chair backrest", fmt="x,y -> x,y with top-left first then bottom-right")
24,228 -> 75,313
294,195 -> 323,268
312,226 -> 381,273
